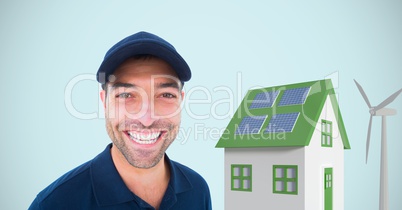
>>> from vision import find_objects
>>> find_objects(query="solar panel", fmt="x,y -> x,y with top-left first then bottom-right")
235,115 -> 267,135
278,87 -> 310,106
249,90 -> 280,109
265,112 -> 300,133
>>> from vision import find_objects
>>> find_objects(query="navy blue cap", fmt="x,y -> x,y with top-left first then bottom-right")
96,31 -> 191,84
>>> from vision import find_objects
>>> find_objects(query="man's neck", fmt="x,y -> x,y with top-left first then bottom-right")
110,145 -> 170,209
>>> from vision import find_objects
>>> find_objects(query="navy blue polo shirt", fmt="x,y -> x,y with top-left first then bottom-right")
29,144 -> 212,210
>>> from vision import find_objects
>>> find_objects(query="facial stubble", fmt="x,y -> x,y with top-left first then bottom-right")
105,117 -> 180,169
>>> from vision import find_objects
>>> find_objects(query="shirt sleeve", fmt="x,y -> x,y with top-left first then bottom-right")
206,191 -> 212,210
28,197 -> 42,210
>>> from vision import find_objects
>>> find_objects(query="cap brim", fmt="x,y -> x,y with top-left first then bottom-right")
97,40 -> 191,84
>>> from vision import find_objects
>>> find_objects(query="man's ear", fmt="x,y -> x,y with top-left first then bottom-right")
100,90 -> 107,109
181,90 -> 185,100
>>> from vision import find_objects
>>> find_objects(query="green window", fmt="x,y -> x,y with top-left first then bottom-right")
273,165 -> 298,195
321,120 -> 333,147
231,164 -> 252,192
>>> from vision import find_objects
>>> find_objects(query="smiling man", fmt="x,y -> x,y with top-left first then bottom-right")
29,32 -> 212,210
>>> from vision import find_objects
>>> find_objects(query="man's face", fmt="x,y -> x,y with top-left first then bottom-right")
100,57 -> 183,169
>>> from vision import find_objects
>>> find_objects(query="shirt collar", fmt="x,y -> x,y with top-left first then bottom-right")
90,144 -> 193,206
167,155 -> 193,194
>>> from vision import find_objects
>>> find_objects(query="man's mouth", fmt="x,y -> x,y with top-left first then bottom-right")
126,131 -> 163,145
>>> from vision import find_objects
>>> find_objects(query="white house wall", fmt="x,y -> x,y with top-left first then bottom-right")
304,95 -> 345,210
224,96 -> 346,210
225,147 -> 305,209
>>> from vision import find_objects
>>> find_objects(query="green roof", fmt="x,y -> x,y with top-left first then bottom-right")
215,79 -> 350,149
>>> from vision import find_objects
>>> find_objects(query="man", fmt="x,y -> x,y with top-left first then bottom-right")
29,31 -> 212,210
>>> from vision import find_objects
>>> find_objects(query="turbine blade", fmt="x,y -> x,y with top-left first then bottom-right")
354,79 -> 372,108
366,115 -> 373,164
374,88 -> 402,111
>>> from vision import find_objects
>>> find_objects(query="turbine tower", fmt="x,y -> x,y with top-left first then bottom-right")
354,79 -> 402,210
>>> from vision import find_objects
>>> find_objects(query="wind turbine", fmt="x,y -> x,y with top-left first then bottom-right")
354,79 -> 402,210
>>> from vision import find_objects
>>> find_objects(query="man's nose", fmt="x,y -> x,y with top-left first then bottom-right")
136,99 -> 156,127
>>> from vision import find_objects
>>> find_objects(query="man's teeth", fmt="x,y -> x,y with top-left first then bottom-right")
128,132 -> 161,144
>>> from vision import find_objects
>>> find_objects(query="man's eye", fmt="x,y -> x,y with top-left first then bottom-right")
116,93 -> 132,98
161,93 -> 176,98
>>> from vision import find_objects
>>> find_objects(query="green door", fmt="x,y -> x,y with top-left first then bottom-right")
324,168 -> 333,210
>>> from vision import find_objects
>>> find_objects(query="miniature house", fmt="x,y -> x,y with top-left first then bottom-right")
216,79 -> 350,210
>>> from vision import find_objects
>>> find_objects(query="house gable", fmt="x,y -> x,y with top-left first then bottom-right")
215,79 -> 350,149
304,95 -> 346,210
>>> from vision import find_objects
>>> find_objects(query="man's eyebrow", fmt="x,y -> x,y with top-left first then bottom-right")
110,82 -> 137,90
109,82 -> 180,90
156,82 -> 180,90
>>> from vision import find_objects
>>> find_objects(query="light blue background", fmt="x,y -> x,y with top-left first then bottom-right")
1,1 -> 401,209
